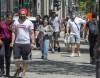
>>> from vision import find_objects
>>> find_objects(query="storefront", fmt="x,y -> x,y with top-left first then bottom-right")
0,0 -> 37,17
13,0 -> 36,16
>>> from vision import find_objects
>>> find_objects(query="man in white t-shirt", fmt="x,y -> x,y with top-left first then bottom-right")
49,12 -> 61,53
10,8 -> 35,78
67,13 -> 86,57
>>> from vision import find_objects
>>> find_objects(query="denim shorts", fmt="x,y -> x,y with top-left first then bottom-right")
13,43 -> 31,60
70,34 -> 80,44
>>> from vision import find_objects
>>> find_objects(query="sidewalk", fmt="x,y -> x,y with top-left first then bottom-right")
3,31 -> 95,78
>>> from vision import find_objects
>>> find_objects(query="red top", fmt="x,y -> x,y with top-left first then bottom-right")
0,21 -> 12,40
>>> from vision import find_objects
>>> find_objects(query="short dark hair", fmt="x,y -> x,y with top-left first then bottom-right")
43,15 -> 49,20
36,15 -> 41,18
6,12 -> 13,18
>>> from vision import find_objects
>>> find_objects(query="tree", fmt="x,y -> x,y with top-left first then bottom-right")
75,0 -> 96,13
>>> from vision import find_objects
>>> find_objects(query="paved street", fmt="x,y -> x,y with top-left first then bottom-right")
2,31 -> 96,78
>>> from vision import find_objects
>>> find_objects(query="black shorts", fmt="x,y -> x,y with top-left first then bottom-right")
53,32 -> 60,39
13,43 -> 31,60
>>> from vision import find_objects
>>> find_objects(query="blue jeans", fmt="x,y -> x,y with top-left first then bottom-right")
40,35 -> 49,57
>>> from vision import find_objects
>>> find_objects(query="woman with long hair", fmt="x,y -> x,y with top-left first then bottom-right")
0,12 -> 13,77
38,18 -> 53,60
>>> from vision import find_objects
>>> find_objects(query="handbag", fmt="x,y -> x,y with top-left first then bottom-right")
37,31 -> 44,43
64,34 -> 70,44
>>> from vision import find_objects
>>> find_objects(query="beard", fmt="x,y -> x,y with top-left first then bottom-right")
19,16 -> 26,20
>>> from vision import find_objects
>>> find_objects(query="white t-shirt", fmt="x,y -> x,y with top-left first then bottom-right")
13,19 -> 34,44
49,17 -> 61,32
67,17 -> 86,35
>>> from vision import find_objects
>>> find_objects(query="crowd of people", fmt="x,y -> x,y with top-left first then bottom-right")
0,8 -> 99,78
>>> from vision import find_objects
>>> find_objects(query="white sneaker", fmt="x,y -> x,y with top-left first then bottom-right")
22,71 -> 27,78
70,53 -> 74,57
78,51 -> 81,57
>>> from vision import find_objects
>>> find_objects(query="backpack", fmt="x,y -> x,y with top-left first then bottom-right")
88,19 -> 98,35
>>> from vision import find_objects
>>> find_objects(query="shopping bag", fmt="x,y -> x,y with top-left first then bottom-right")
64,34 -> 70,44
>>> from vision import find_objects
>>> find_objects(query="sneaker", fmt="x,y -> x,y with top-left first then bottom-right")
41,55 -> 44,59
77,51 -> 81,57
70,53 -> 74,57
14,67 -> 23,77
43,57 -> 48,60
22,71 -> 26,78
51,49 -> 55,53
58,47 -> 60,52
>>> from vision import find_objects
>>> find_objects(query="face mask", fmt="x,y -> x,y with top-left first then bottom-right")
72,15 -> 76,19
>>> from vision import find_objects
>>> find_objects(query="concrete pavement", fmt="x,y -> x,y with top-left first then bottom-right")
1,31 -> 96,78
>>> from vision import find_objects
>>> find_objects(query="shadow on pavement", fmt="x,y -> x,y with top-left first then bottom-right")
59,46 -> 89,54
11,60 -> 95,77
3,75 -> 22,78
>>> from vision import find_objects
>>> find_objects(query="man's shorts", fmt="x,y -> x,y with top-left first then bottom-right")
53,32 -> 60,39
70,34 -> 80,44
13,43 -> 31,61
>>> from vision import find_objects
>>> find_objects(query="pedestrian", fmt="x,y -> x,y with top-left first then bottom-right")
0,12 -> 13,77
49,12 -> 61,53
10,8 -> 35,78
67,13 -> 86,57
38,19 -> 53,60
35,15 -> 42,49
94,14 -> 99,78
82,13 -> 98,64
42,15 -> 53,51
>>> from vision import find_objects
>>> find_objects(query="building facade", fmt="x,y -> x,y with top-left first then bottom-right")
0,0 -> 73,18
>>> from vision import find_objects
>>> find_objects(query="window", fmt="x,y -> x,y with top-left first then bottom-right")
1,0 -> 7,16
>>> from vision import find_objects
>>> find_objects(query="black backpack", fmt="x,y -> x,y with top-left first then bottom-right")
88,19 -> 98,35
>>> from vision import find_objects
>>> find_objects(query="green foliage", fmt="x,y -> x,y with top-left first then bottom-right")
80,2 -> 86,11
76,0 -> 96,13
24,2 -> 30,5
